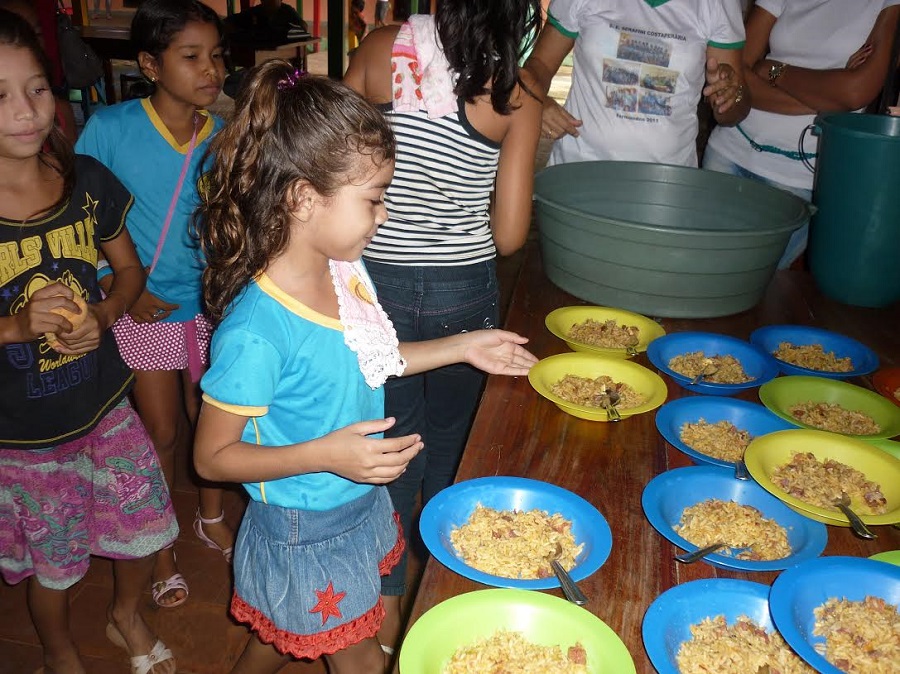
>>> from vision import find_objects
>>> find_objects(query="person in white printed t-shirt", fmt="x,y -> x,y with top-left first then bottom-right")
525,0 -> 751,168
703,0 -> 900,269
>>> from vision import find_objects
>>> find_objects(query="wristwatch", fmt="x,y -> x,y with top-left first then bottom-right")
768,61 -> 788,86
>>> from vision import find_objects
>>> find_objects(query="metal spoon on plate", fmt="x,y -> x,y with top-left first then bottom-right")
834,492 -> 876,540
675,542 -> 749,564
689,360 -> 719,385
593,388 -> 621,422
546,544 -> 587,605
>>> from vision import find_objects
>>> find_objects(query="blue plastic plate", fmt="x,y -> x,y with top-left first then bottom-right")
769,556 -> 900,674
641,465 -> 827,571
643,579 -> 774,674
655,397 -> 797,469
420,476 -> 612,589
750,324 -> 879,378
646,332 -> 779,396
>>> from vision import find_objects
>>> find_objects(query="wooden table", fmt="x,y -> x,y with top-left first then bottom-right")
229,37 -> 321,71
79,24 -> 134,104
398,242 -> 900,673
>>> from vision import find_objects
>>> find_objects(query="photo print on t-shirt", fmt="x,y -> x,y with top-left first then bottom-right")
603,28 -> 679,118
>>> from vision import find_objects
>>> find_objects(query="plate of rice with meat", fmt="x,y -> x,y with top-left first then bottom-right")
643,578 -> 811,674
770,556 -> 900,674
655,397 -> 796,469
545,305 -> 666,358
641,466 -> 827,572
646,332 -> 778,396
529,352 -> 667,421
401,589 -> 636,674
750,325 -> 878,379
420,476 -> 612,589
759,376 -> 900,439
744,429 -> 900,527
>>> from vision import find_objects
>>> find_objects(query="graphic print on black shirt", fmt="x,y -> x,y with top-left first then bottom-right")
0,155 -> 135,448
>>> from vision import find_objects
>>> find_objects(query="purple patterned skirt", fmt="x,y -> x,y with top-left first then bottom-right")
0,400 -> 178,590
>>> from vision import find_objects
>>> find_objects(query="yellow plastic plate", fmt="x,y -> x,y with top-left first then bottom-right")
744,429 -> 900,526
528,352 -> 667,422
545,306 -> 666,359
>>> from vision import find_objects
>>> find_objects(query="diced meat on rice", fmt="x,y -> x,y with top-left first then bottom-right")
773,342 -> 854,372
443,630 -> 589,673
667,351 -> 754,384
813,596 -> 900,674
788,401 -> 881,436
676,615 -> 815,674
772,452 -> 887,515
675,499 -> 792,561
679,419 -> 752,463
567,318 -> 640,349
550,374 -> 646,409
450,505 -> 583,580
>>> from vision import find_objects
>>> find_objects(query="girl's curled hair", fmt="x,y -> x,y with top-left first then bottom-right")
0,9 -> 73,213
436,0 -> 543,114
198,62 -> 396,323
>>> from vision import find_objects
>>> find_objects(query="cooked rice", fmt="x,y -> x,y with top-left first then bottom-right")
676,615 -> 814,674
567,318 -> 640,349
773,342 -> 854,373
679,419 -> 752,463
893,386 -> 900,402
668,351 -> 754,384
788,401 -> 881,435
444,630 -> 588,673
675,499 -> 792,561
450,505 -> 584,580
813,596 -> 900,674
550,374 -> 646,409
772,452 -> 887,515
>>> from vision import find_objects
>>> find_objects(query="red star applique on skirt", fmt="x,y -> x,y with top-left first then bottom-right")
309,581 -> 346,626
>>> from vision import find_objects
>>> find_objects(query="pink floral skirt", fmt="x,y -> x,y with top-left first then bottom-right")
0,400 -> 178,590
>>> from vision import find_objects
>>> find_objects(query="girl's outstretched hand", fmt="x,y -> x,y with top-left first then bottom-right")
461,329 -> 538,376
322,417 -> 423,484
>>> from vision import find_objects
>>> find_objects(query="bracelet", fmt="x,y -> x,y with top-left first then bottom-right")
97,259 -> 110,270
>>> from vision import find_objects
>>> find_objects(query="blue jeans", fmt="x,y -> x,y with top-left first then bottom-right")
702,145 -> 813,270
364,259 -> 499,595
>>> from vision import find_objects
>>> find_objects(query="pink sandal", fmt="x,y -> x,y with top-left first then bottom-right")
193,509 -> 234,563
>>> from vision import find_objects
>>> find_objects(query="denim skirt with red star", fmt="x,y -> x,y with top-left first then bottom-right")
230,486 -> 404,659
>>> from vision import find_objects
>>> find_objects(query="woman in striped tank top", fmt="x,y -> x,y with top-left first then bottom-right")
344,0 -> 544,656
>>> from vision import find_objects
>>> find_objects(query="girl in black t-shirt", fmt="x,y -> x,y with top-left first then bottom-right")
0,10 -> 179,674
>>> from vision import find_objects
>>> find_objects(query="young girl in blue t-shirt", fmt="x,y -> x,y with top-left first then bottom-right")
0,10 -> 178,673
194,64 -> 537,673
75,0 -> 233,609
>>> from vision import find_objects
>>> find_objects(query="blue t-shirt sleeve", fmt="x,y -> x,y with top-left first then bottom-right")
201,325 -> 284,416
74,113 -> 112,166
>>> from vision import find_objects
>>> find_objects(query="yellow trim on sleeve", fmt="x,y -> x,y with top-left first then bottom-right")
201,393 -> 269,417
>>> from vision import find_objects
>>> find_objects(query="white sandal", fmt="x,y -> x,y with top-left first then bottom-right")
193,509 -> 234,563
106,622 -> 175,674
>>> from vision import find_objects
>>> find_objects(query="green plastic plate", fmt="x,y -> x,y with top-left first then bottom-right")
399,589 -> 636,673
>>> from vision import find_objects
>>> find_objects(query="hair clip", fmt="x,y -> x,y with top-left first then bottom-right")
277,68 -> 307,91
